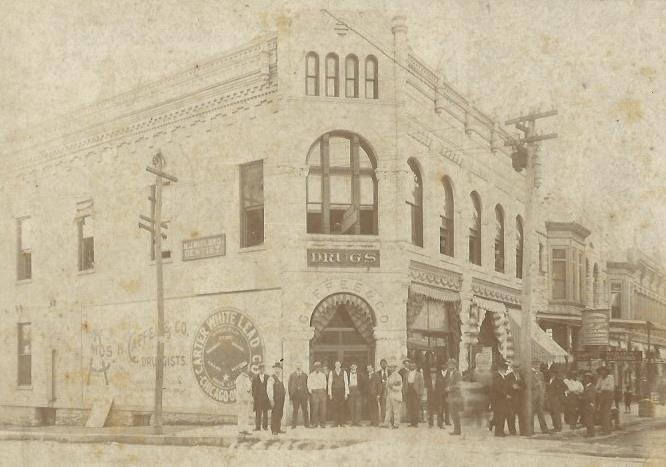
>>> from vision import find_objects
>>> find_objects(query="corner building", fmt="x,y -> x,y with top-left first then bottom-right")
0,10 -> 556,425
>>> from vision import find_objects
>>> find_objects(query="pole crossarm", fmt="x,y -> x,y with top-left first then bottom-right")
139,214 -> 168,229
505,108 -> 557,125
146,166 -> 179,182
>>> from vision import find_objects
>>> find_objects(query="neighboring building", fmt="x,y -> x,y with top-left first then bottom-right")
0,10 -> 561,426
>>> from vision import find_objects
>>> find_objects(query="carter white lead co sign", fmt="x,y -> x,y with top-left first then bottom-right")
182,234 -> 226,261
307,248 -> 380,268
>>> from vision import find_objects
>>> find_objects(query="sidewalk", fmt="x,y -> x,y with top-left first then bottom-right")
0,405 -> 662,450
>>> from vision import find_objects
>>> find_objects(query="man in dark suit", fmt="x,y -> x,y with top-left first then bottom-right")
268,362 -> 286,435
442,359 -> 463,435
403,360 -> 424,427
252,363 -> 270,431
507,363 -> 527,435
288,362 -> 309,428
546,364 -> 567,432
377,359 -> 389,423
492,360 -> 512,437
365,364 -> 381,426
427,366 -> 445,428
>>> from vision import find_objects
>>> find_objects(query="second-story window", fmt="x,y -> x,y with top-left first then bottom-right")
440,177 -> 454,257
345,54 -> 359,98
468,192 -> 482,266
306,132 -> 378,235
365,55 -> 378,99
610,282 -> 622,318
407,159 -> 423,247
325,53 -> 339,97
78,215 -> 95,271
494,205 -> 505,273
305,52 -> 319,96
552,248 -> 567,299
240,160 -> 264,248
17,217 -> 32,281
516,216 -> 524,279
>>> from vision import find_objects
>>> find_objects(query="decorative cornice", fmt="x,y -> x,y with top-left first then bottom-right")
409,260 -> 462,291
471,278 -> 521,305
545,221 -> 591,239
405,117 -> 463,166
5,35 -> 279,175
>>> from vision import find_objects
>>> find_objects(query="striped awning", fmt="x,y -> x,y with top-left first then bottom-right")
468,296 -> 515,364
311,293 -> 375,342
508,309 -> 569,364
409,283 -> 460,303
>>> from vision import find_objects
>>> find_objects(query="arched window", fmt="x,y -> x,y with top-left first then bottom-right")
345,54 -> 359,98
325,53 -> 339,97
515,216 -> 524,279
305,52 -> 319,96
407,159 -> 423,247
440,177 -> 454,257
306,132 -> 378,235
469,192 -> 482,265
494,205 -> 505,273
365,55 -> 378,99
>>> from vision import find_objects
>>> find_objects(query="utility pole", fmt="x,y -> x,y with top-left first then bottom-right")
505,108 -> 557,435
139,151 -> 178,434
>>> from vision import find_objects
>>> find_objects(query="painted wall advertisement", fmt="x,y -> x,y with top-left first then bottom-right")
82,302 -> 264,410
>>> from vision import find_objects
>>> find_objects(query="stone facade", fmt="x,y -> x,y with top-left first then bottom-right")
0,10 -> 533,425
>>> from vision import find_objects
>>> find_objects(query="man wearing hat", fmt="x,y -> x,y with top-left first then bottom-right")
252,363 -> 271,431
595,366 -> 614,435
268,361 -> 286,435
234,362 -> 253,436
382,358 -> 403,428
288,362 -> 309,428
491,359 -> 512,436
307,361 -> 327,428
328,360 -> 349,427
442,358 -> 463,435
404,360 -> 424,427
581,371 -> 596,437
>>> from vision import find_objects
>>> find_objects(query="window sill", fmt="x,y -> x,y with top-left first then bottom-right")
306,234 -> 379,245
16,385 -> 33,391
16,279 -> 33,285
77,268 -> 95,276
239,244 -> 267,254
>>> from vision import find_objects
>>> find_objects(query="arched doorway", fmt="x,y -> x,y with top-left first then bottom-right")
309,293 -> 375,371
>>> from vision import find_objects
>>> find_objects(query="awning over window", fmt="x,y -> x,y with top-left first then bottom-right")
467,296 -> 515,364
409,283 -> 460,303
508,309 -> 569,364
311,293 -> 375,342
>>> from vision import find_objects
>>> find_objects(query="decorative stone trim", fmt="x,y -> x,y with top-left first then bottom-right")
471,278 -> 521,305
409,260 -> 462,291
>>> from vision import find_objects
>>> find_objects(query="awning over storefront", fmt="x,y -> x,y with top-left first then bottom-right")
468,296 -> 515,364
508,309 -> 569,364
536,313 -> 582,326
409,283 -> 460,302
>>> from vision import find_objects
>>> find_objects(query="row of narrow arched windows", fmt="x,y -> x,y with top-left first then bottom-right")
305,52 -> 378,99
407,158 -> 524,278
304,133 -> 524,279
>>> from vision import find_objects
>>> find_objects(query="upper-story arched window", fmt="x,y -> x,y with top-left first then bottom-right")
345,54 -> 359,98
305,52 -> 319,96
440,177 -> 454,257
365,55 -> 378,99
407,159 -> 423,247
325,53 -> 339,97
469,192 -> 482,266
306,132 -> 378,235
494,205 -> 505,273
515,216 -> 524,278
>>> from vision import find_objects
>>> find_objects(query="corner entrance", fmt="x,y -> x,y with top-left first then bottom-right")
309,293 -> 375,371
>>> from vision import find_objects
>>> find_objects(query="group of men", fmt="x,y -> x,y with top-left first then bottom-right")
234,356 -> 463,435
490,359 -> 617,438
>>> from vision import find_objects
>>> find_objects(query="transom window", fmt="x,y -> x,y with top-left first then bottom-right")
306,132 -> 378,235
